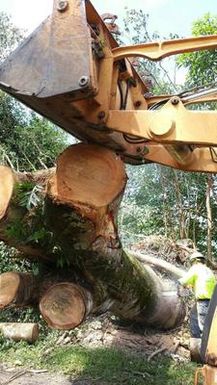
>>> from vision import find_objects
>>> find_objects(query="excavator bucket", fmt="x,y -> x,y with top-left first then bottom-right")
0,0 -> 134,155
0,0 -> 94,99
0,0 -> 149,163
0,0 -> 114,135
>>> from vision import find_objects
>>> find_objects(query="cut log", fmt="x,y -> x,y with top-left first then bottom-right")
0,322 -> 39,342
47,144 -> 127,250
0,144 -> 185,330
39,283 -> 93,329
55,143 -> 126,208
0,272 -> 38,309
0,166 -> 15,220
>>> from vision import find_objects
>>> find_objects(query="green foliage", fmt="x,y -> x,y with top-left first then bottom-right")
6,219 -> 27,243
4,180 -> 49,245
0,307 -> 41,326
0,242 -> 25,272
0,241 -> 39,278
5,212 -> 53,249
0,109 -> 68,171
13,181 -> 39,208
56,254 -> 71,269
178,13 -> 217,87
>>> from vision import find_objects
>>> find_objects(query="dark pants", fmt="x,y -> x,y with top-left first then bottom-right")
190,300 -> 210,338
197,299 -> 210,333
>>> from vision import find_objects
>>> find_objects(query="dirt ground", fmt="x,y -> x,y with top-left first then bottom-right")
0,367 -> 99,385
0,367 -> 72,385
0,238 -> 192,385
67,314 -> 190,359
0,313 -> 191,385
0,367 -> 106,385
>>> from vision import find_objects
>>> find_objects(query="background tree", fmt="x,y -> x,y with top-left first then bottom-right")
0,12 -> 68,320
0,106 -> 68,171
0,12 -> 23,61
178,13 -> 217,88
177,13 -> 217,258
122,8 -> 180,94
119,11 -> 217,260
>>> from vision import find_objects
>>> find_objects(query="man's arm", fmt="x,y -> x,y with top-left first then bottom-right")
178,266 -> 196,287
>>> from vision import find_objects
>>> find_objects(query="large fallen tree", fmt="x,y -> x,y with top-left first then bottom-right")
0,143 -> 185,330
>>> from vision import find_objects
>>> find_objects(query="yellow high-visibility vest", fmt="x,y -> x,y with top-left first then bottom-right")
179,263 -> 216,300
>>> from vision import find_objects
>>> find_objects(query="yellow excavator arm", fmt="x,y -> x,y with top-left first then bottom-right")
1,0 -> 217,172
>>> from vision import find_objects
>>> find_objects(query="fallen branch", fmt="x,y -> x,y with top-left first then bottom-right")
147,347 -> 167,362
128,250 -> 186,278
124,369 -> 151,379
0,370 -> 27,385
29,370 -> 48,374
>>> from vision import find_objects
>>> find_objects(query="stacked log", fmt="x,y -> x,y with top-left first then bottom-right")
0,144 -> 185,330
0,272 -> 38,308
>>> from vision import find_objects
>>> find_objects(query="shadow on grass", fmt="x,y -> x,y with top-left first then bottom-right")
45,345 -> 196,385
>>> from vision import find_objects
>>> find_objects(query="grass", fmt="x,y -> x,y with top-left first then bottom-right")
0,333 -> 197,385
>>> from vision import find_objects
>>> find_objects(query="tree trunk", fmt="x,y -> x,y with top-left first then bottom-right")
0,144 -> 185,330
173,170 -> 187,239
206,174 -> 213,261
160,168 -> 169,237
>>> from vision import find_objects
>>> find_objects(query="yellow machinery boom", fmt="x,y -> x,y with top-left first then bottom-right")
1,0 -> 217,172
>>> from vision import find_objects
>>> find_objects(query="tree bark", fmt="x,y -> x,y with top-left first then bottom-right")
173,170 -> 187,239
206,174 -> 213,261
0,144 -> 185,330
160,168 -> 170,237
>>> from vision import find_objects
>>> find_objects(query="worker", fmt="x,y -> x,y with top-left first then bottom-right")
178,251 -> 216,337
